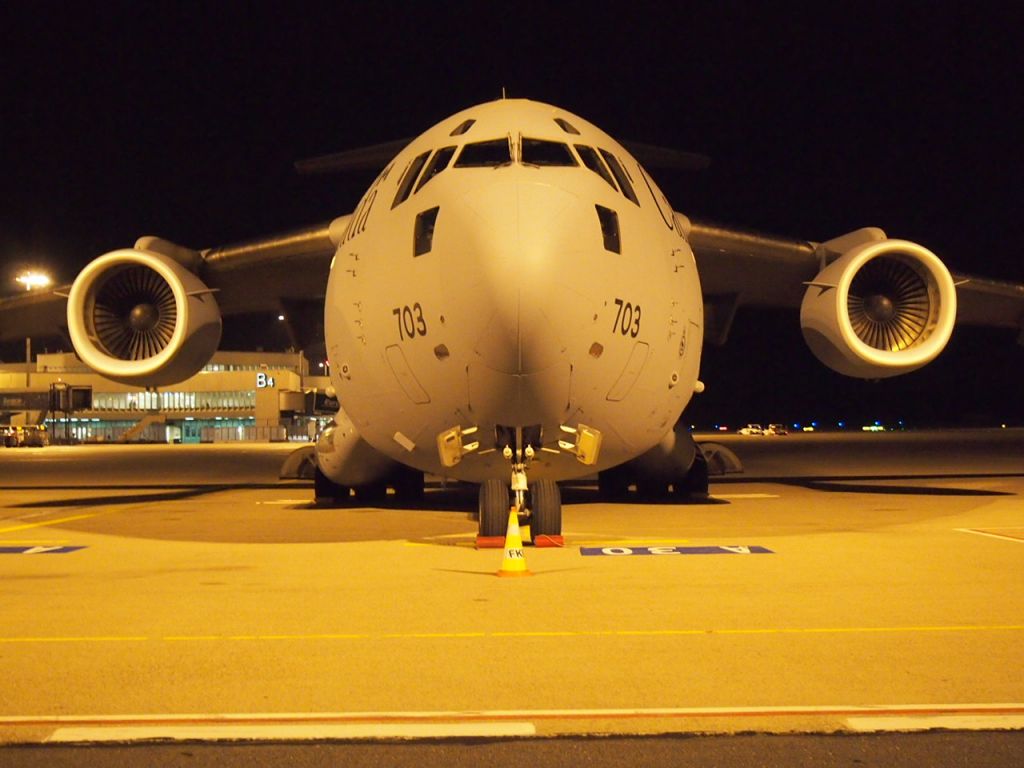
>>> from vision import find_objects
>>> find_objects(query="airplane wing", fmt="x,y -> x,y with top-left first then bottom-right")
0,218 -> 347,354
687,217 -> 1024,345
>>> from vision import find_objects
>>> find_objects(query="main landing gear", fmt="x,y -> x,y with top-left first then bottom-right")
477,428 -> 563,547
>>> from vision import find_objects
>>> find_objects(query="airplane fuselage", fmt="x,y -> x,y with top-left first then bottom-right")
324,99 -> 703,482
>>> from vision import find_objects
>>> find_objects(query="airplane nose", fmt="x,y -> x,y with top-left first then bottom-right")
446,175 -> 587,375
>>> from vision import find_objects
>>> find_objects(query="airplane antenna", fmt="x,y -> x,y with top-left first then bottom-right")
501,87 -> 507,99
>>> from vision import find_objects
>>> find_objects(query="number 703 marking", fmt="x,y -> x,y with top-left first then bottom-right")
393,303 -> 428,340
613,297 -> 641,337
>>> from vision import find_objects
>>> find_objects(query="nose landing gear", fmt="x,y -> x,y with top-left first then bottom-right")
476,426 -> 564,548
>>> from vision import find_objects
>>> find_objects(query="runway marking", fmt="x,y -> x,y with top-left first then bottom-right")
256,500 -> 314,505
712,493 -> 780,499
3,624 -> 1024,645
580,545 -> 772,556
0,509 -> 117,534
4,704 -> 1024,741
0,546 -> 86,555
846,714 -> 1024,731
956,528 -> 1024,544
0,540 -> 70,545
47,721 -> 536,742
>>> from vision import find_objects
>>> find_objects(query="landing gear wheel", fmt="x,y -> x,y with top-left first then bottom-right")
598,465 -> 630,501
674,448 -> 709,498
314,466 -> 350,506
530,479 -> 562,538
635,478 -> 670,501
354,482 -> 387,505
393,467 -> 425,503
478,478 -> 510,537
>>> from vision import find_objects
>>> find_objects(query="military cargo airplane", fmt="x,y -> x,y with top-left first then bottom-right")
3,98 -> 1022,541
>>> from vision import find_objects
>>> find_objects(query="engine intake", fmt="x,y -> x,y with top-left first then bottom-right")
67,248 -> 221,387
800,239 -> 956,378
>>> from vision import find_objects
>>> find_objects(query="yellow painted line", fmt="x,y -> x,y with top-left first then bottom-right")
0,510 -> 116,534
712,493 -> 780,499
0,540 -> 70,545
0,636 -> 148,644
3,625 -> 1024,645
48,721 -> 537,742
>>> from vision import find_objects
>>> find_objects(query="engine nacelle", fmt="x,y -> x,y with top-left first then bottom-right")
67,248 -> 222,387
800,239 -> 956,378
315,410 -> 401,487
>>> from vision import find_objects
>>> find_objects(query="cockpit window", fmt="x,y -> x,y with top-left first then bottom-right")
554,118 -> 581,135
454,139 -> 512,167
599,150 -> 639,205
415,146 -> 456,192
574,145 -> 618,190
521,138 -> 578,167
391,150 -> 431,209
450,119 -> 476,136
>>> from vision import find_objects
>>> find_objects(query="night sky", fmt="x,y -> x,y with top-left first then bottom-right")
2,4 -> 1021,425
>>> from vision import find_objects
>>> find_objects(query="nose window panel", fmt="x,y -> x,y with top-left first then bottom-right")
449,118 -> 476,136
595,205 -> 621,253
575,144 -> 618,191
554,117 -> 581,135
521,138 -> 578,167
455,139 -> 512,167
415,146 -> 456,193
392,150 -> 432,208
599,150 -> 640,205
414,207 -> 440,256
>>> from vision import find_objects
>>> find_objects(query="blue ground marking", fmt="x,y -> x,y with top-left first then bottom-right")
580,545 -> 773,557
0,546 -> 87,554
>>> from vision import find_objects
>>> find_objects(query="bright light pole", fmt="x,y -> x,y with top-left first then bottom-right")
15,270 -> 53,387
15,271 -> 53,291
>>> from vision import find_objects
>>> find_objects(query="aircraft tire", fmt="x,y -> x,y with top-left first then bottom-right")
598,466 -> 630,500
314,466 -> 350,506
478,478 -> 509,537
531,479 -> 562,537
355,482 -> 387,505
393,467 -> 424,503
635,475 -> 671,500
674,449 -> 709,497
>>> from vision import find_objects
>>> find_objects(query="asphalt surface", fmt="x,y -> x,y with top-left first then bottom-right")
1,430 -> 1022,763
2,732 -> 1024,768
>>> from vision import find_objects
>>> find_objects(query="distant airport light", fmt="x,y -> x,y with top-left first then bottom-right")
15,271 -> 53,290
277,314 -> 285,321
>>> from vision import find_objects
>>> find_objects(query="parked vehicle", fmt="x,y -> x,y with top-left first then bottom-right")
738,424 -> 764,435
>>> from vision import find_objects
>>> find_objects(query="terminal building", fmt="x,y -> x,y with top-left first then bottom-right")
0,350 -> 336,443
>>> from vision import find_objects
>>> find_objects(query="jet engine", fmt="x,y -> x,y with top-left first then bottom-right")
67,248 -> 222,387
800,239 -> 956,378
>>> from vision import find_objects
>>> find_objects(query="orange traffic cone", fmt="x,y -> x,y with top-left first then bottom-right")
496,508 -> 532,577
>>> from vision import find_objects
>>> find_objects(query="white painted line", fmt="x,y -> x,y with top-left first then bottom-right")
712,493 -> 780,499
256,500 -> 312,505
955,528 -> 1024,544
847,714 -> 1024,732
47,722 -> 536,743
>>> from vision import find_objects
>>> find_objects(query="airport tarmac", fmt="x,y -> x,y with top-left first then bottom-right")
0,430 -> 1022,748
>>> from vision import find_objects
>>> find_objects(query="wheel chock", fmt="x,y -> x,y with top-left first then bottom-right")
475,536 -> 506,549
533,535 -> 565,548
